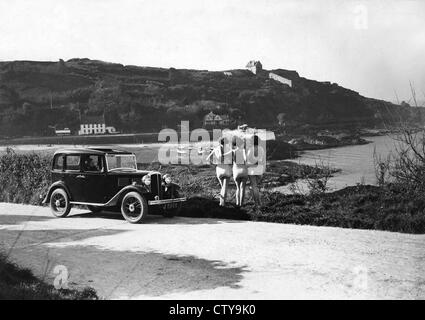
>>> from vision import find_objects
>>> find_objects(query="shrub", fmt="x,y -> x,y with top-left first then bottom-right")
247,185 -> 425,233
288,160 -> 336,196
0,149 -> 51,204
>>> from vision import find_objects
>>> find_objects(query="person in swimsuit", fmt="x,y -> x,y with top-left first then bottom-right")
232,135 -> 248,207
206,137 -> 232,206
246,135 -> 266,206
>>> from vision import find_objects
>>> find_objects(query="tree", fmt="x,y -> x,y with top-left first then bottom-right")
374,117 -> 425,193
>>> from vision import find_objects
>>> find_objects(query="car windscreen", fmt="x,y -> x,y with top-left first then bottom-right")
106,154 -> 137,171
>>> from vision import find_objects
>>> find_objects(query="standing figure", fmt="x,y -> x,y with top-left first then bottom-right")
207,137 -> 232,206
232,135 -> 248,207
246,135 -> 266,206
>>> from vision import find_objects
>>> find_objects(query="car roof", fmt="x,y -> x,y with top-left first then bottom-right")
53,147 -> 134,156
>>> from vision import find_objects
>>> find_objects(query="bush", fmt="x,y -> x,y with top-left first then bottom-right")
0,149 -> 51,204
288,160 -> 335,196
247,185 -> 425,233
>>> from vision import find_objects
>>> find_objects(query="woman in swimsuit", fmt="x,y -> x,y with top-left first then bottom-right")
246,135 -> 265,206
232,135 -> 248,207
207,137 -> 232,206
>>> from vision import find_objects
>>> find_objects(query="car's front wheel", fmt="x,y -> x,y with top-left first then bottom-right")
120,192 -> 148,223
50,188 -> 71,218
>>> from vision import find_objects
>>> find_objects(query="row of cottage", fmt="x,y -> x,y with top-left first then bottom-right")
55,115 -> 117,136
56,112 -> 231,136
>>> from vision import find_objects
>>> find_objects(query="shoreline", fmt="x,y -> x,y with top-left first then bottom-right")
293,138 -> 371,153
0,132 -> 373,153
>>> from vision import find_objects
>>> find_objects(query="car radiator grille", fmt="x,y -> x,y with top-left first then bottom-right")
150,173 -> 162,198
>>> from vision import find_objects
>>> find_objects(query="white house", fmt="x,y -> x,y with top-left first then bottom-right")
246,60 -> 262,74
203,111 -> 231,127
55,128 -> 71,136
269,72 -> 292,87
78,115 -> 116,135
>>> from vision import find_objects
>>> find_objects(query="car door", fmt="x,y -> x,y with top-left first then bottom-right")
81,154 -> 108,204
63,154 -> 86,202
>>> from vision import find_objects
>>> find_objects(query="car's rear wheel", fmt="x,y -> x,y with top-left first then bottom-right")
87,205 -> 102,213
50,188 -> 71,218
121,192 -> 148,223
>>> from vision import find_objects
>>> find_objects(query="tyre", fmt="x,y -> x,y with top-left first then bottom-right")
50,188 -> 71,218
162,190 -> 182,218
87,205 -> 102,213
120,192 -> 148,223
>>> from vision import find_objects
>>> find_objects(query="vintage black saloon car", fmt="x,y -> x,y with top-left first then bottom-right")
42,148 -> 186,223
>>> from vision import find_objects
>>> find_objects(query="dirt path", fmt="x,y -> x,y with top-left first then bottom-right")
0,202 -> 424,299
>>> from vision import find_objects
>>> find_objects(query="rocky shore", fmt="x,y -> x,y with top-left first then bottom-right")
274,131 -> 370,153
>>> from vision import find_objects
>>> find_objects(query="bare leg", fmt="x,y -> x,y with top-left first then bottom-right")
219,177 -> 228,206
240,179 -> 246,206
249,175 -> 261,206
217,174 -> 223,188
234,178 -> 240,206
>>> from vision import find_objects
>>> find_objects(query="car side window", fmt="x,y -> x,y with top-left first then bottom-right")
65,155 -> 81,171
82,155 -> 103,173
53,155 -> 64,171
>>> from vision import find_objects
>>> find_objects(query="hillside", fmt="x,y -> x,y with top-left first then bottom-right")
0,58 -> 422,137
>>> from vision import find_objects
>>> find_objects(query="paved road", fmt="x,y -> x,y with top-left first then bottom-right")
0,202 -> 424,299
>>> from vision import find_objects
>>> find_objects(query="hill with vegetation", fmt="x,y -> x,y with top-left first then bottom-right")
0,58 -> 422,137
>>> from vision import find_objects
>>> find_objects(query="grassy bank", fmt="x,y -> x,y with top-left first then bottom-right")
177,185 -> 425,234
0,252 -> 97,300
254,185 -> 425,233
1,150 -> 424,233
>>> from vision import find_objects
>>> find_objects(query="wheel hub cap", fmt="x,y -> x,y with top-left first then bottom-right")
129,204 -> 135,212
55,199 -> 61,207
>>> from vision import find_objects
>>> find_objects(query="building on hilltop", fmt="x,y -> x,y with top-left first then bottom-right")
269,72 -> 292,87
246,60 -> 262,74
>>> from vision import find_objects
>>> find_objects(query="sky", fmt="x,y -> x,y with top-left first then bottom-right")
0,0 -> 424,102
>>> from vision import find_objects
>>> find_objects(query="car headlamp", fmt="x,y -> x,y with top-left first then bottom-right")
163,174 -> 172,184
142,175 -> 151,186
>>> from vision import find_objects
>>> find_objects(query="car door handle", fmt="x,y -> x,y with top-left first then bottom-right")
76,175 -> 86,179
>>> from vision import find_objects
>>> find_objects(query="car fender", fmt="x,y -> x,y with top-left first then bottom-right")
105,185 -> 149,207
42,181 -> 72,204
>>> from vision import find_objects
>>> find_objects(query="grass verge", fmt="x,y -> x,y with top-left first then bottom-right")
0,252 -> 98,300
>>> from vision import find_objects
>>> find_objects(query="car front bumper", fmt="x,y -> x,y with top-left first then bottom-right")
148,197 -> 187,206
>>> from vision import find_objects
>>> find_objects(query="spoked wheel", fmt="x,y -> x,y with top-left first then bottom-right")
121,192 -> 148,223
50,188 -> 71,218
87,205 -> 102,214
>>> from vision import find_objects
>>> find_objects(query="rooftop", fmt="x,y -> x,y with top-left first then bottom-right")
80,114 -> 105,124
54,147 -> 133,156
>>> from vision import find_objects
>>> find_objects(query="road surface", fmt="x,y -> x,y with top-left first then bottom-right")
0,202 -> 424,299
